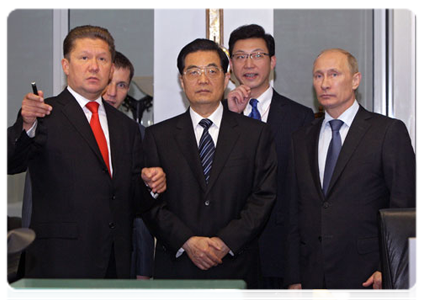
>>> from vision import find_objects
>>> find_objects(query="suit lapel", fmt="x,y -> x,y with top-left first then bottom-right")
306,118 -> 325,199
327,106 -> 372,196
267,90 -> 288,131
205,109 -> 240,194
104,101 -> 120,177
175,111 -> 208,191
58,89 -> 111,174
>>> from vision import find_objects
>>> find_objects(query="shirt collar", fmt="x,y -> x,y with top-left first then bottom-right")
243,86 -> 273,115
323,100 -> 359,129
67,86 -> 103,112
190,102 -> 223,129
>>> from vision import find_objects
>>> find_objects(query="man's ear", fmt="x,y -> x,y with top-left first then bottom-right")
270,55 -> 277,70
61,58 -> 70,76
352,72 -> 362,90
179,75 -> 185,92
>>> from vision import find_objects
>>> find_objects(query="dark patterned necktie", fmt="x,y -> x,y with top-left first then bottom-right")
322,119 -> 344,195
198,119 -> 215,184
248,98 -> 261,121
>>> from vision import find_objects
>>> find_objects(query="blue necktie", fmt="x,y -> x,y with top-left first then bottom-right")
322,119 -> 344,196
248,98 -> 261,121
199,119 -> 215,184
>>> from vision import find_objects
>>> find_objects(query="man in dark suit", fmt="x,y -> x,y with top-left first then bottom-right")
141,38 -> 277,288
7,25 -> 165,279
226,24 -> 314,289
285,48 -> 415,289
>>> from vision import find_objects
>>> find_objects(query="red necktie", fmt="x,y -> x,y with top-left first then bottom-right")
86,101 -> 111,176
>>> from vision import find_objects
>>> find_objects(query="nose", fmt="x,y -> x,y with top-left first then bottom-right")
321,75 -> 330,90
244,56 -> 255,68
89,58 -> 100,72
106,83 -> 117,97
198,70 -> 210,84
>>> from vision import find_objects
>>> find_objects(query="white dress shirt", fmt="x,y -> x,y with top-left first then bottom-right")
190,102 -> 223,146
318,100 -> 360,187
68,87 -> 113,175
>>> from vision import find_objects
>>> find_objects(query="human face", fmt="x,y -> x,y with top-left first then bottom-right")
180,50 -> 230,117
62,38 -> 114,101
230,38 -> 276,98
313,50 -> 361,118
102,67 -> 131,108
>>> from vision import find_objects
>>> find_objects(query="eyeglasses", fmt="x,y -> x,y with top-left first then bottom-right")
231,52 -> 270,62
183,66 -> 223,80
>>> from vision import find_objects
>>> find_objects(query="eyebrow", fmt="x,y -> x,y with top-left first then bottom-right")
233,49 -> 266,54
185,63 -> 219,69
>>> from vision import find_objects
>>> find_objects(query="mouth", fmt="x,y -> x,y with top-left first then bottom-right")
242,73 -> 259,81
196,89 -> 211,94
319,94 -> 335,99
87,77 -> 100,82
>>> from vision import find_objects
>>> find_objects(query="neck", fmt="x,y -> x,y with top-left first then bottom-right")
250,83 -> 270,99
191,103 -> 220,118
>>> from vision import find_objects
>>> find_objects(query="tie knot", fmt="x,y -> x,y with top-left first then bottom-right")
329,119 -> 344,132
86,101 -> 99,113
199,119 -> 213,130
249,98 -> 259,108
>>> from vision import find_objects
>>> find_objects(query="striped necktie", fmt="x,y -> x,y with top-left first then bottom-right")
198,119 -> 215,184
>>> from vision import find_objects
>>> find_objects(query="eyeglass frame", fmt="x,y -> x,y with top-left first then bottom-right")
231,52 -> 270,62
182,65 -> 224,80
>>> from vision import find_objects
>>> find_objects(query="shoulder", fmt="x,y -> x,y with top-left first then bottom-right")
272,89 -> 314,114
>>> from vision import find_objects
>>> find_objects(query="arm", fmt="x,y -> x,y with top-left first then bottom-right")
382,120 -> 415,208
140,127 -> 196,253
8,91 -> 52,175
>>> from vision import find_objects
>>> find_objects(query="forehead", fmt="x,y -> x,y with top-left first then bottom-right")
72,38 -> 111,54
112,67 -> 131,82
184,50 -> 221,68
313,51 -> 348,72
233,38 -> 268,52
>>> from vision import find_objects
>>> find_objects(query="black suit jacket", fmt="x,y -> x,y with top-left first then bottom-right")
8,89 -> 153,278
258,90 -> 314,279
141,107 -> 277,288
285,106 -> 416,289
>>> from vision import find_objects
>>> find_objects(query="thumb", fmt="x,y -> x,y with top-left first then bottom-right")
362,276 -> 373,287
38,90 -> 45,100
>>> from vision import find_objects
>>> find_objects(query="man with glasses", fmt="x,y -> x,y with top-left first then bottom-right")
226,24 -> 314,289
141,38 -> 277,288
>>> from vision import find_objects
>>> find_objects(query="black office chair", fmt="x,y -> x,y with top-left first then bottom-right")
378,208 -> 416,289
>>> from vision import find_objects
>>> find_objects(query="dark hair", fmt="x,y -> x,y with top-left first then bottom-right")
63,25 -> 115,61
228,24 -> 275,57
114,51 -> 135,82
177,38 -> 229,75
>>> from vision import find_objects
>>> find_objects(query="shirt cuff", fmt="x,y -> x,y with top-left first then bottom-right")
176,248 -> 185,258
25,120 -> 38,138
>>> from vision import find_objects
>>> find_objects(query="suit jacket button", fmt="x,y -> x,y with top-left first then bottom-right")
204,200 -> 210,206
109,222 -> 115,229
323,201 -> 330,209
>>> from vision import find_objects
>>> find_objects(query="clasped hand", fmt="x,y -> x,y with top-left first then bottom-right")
183,236 -> 230,270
